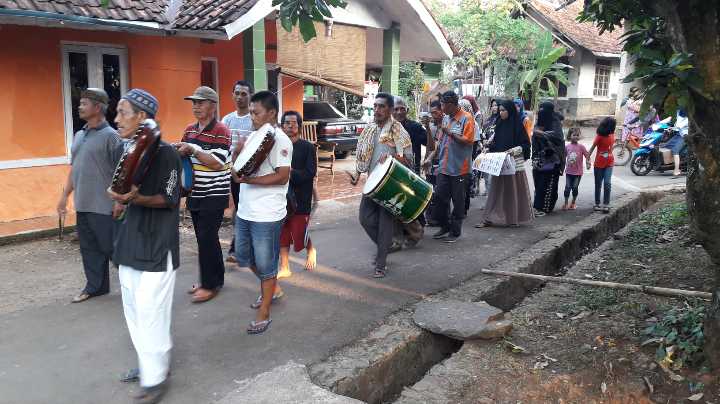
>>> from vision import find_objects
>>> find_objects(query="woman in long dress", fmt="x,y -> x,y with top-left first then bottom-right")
476,99 -> 533,228
531,102 -> 566,216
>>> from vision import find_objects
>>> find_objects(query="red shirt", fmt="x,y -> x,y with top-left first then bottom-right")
593,134 -> 615,168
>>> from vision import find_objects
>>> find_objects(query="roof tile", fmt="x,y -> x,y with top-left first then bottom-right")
529,0 -> 622,55
0,0 -> 262,32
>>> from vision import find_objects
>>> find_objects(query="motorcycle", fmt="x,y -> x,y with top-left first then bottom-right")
630,117 -> 687,176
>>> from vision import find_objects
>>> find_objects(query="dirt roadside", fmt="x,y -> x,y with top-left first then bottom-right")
452,194 -> 719,403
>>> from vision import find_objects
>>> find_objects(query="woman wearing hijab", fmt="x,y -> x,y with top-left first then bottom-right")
514,98 -> 533,141
476,99 -> 533,227
531,102 -> 566,216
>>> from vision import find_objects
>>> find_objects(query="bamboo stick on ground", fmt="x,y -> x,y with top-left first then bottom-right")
481,269 -> 713,300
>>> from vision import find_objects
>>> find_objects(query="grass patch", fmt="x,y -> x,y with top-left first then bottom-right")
626,202 -> 688,243
575,287 -> 627,311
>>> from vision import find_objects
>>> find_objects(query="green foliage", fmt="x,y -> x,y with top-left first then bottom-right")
434,0 -> 544,93
519,32 -> 570,113
626,202 -> 688,242
398,63 -> 426,120
273,0 -> 348,42
645,301 -> 706,368
579,1 -> 709,117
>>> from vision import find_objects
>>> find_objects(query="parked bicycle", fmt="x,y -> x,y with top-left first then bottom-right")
612,124 -> 641,166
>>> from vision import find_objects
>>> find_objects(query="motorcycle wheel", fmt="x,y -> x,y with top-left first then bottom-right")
630,154 -> 652,176
612,144 -> 632,166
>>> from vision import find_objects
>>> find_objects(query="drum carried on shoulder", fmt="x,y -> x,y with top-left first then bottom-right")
363,157 -> 433,223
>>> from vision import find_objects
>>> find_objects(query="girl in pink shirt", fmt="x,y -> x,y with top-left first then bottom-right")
562,127 -> 590,210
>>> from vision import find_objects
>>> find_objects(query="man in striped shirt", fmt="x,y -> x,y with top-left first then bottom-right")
176,86 -> 231,303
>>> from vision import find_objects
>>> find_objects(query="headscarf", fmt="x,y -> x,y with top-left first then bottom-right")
532,102 -> 566,173
462,95 -> 479,114
490,99 -> 530,159
458,99 -> 473,114
481,98 -> 499,141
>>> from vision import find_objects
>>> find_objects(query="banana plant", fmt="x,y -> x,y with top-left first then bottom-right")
520,31 -> 571,115
273,0 -> 348,42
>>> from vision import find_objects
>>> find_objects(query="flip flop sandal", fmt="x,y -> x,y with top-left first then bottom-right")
373,267 -> 387,278
120,368 -> 140,383
249,291 -> 285,309
247,319 -> 272,334
71,293 -> 91,303
474,222 -> 491,228
187,284 -> 199,294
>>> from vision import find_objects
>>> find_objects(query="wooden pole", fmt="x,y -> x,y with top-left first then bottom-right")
481,269 -> 713,300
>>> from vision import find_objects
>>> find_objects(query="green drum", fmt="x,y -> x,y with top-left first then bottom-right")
363,157 -> 433,223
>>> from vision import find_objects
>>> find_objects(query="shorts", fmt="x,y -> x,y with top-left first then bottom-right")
234,217 -> 283,281
665,134 -> 686,156
280,214 -> 310,252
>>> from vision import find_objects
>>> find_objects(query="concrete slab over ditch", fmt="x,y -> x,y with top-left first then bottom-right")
309,191 -> 664,404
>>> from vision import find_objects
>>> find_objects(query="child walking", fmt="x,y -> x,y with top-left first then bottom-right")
588,117 -> 616,213
562,127 -> 590,210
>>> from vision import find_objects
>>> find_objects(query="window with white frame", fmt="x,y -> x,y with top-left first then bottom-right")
593,59 -> 611,98
62,43 -> 128,157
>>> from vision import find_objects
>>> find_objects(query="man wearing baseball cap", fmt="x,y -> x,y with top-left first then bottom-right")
176,86 -> 232,303
57,88 -> 123,303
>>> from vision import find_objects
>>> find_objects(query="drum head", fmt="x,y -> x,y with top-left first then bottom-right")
180,156 -> 194,195
363,157 -> 393,194
233,123 -> 271,172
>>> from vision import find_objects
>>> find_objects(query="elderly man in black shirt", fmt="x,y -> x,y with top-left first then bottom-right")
108,89 -> 180,404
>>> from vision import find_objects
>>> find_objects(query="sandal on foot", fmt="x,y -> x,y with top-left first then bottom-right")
71,292 -> 91,303
247,319 -> 272,334
250,291 -> 285,309
474,222 -> 491,228
120,368 -> 140,383
569,203 -> 577,210
187,284 -> 199,294
373,267 -> 387,278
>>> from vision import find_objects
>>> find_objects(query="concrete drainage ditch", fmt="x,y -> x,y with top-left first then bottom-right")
307,191 -> 665,404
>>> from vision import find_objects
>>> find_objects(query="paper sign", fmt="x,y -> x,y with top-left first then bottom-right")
474,152 -> 516,176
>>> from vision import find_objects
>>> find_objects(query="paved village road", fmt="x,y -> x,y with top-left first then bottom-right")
0,160 -> 683,404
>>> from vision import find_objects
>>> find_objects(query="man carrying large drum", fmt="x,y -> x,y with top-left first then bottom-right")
349,93 -> 415,278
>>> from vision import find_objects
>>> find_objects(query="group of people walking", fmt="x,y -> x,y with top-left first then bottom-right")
350,91 -> 621,279
58,81 -> 623,403
58,83 -> 318,403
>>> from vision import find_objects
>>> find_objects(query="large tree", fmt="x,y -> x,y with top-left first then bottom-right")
581,0 -> 720,367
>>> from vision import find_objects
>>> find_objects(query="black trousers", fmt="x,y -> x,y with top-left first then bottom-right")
532,169 -> 561,213
434,173 -> 468,237
191,209 -> 225,290
359,197 -> 395,269
228,181 -> 240,255
76,212 -> 114,296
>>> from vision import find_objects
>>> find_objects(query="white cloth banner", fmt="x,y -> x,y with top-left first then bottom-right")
473,152 -> 516,176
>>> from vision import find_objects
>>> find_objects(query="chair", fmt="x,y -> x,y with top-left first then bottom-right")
302,121 -> 335,174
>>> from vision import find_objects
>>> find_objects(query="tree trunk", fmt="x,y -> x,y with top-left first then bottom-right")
655,0 -> 720,367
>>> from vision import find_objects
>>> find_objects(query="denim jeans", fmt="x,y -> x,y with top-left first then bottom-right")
234,217 -> 283,281
594,167 -> 613,206
564,174 -> 582,200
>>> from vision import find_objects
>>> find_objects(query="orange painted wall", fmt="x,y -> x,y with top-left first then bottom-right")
0,25 -> 246,223
281,75 -> 305,116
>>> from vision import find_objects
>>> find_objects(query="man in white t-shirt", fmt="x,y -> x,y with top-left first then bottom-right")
222,80 -> 254,263
231,91 -> 293,335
